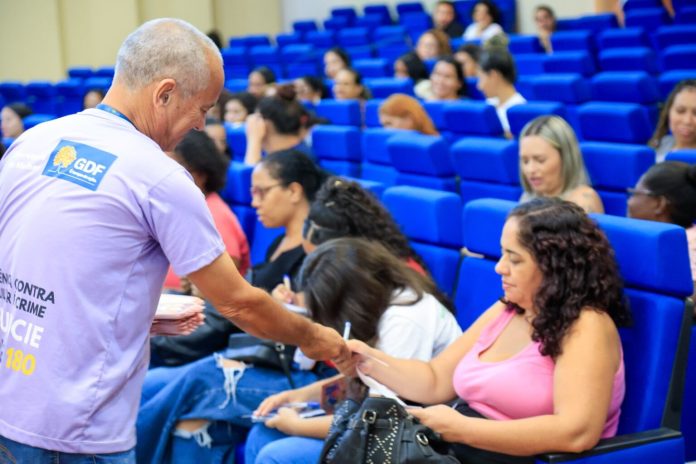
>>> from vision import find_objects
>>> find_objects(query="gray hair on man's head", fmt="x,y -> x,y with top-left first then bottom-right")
519,115 -> 590,196
114,18 -> 222,97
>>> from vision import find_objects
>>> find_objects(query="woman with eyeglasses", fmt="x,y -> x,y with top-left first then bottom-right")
627,161 -> 696,301
519,115 -> 604,214
135,150 -> 329,464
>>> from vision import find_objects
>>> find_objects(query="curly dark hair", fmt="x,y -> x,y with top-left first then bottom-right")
306,177 -> 430,275
506,198 -> 630,358
174,130 -> 229,193
299,238 -> 452,347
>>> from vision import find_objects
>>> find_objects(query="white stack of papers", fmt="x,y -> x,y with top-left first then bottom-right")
152,294 -> 205,336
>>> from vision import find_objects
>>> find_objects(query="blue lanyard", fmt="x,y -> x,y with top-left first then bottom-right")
96,103 -> 135,128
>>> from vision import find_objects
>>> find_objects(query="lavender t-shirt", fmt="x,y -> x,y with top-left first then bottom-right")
0,109 -> 225,453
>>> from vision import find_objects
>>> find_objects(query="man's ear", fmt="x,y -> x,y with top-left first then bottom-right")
153,79 -> 177,107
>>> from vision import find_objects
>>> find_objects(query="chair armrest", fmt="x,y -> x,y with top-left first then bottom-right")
535,427 -> 682,462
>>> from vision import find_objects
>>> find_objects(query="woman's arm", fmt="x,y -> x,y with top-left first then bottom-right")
565,185 -> 604,214
265,409 -> 333,439
411,308 -> 622,455
243,114 -> 266,165
345,301 -> 505,404
254,374 -> 343,417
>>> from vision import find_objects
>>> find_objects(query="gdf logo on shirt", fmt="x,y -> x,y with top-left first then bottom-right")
42,139 -> 116,191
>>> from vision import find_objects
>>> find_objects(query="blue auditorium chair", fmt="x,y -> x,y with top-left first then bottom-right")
625,7 -> 671,31
581,141 -> 655,216
225,125 -> 246,162
341,176 -> 387,198
453,198 -> 693,464
622,0 -> 661,11
665,149 -> 696,164
355,13 -> 386,29
222,47 -> 250,79
55,79 -> 84,116
337,27 -> 371,47
219,161 -> 256,243
82,77 -> 112,94
95,66 -> 115,79
25,81 -> 58,115
376,42 -> 411,62
464,77 -> 486,100
386,132 -> 457,192
661,44 -> 696,71
574,12 -> 619,32
598,48 -> 659,74
330,7 -> 358,26
578,102 -> 652,144
516,76 -> 537,101
249,219 -> 284,267
276,32 -> 302,49
530,74 -> 591,133
597,28 -> 650,49
658,71 -> 696,99
361,127 -> 402,166
364,98 -> 385,127
67,66 -> 93,80
224,79 -> 247,93
361,162 -> 399,186
443,101 -> 504,138
314,100 -> 362,126
591,72 -> 660,104
249,45 -> 280,67
422,101 -> 448,132
372,25 -> 407,44
353,59 -> 391,78
655,25 -> 696,49
281,44 -> 317,66
399,11 -> 432,35
382,185 -> 463,294
324,16 -> 350,33
364,77 -> 414,97
244,35 -> 272,47
451,137 -> 522,204
312,125 -> 362,176
396,1 -> 425,16
507,101 -> 567,138
550,30 -> 594,53
543,51 -> 597,77
514,54 -> 547,76
675,6 -> 696,24
292,20 -> 318,37
305,30 -> 336,49
0,82 -> 27,104
508,35 -> 544,55
364,4 -> 392,24
345,45 -> 375,60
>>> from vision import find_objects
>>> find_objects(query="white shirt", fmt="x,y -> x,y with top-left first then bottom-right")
486,92 -> 527,133
463,22 -> 504,42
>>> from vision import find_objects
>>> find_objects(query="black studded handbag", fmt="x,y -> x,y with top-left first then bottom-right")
319,396 -> 460,464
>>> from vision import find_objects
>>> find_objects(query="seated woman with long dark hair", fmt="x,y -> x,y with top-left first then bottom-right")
341,198 -> 631,463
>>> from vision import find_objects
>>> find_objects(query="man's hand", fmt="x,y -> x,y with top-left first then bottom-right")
300,323 -> 350,368
150,312 -> 205,336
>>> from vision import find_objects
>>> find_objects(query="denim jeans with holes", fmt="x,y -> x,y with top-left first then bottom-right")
136,352 -> 335,464
0,435 -> 135,464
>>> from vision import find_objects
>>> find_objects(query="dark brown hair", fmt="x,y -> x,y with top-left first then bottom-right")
506,198 -> 630,358
640,161 -> 696,228
299,237 -> 452,347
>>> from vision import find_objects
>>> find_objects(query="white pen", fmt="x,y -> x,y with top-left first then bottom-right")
283,274 -> 292,292
343,321 -> 351,340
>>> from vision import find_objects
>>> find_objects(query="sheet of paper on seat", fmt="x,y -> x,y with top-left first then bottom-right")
357,367 -> 407,407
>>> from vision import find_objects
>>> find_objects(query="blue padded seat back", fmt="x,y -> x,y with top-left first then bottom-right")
315,100 -> 362,126
83,77 -> 112,93
361,127 -> 404,165
543,51 -> 597,76
578,102 -> 652,144
306,30 -> 336,48
292,20 -> 318,35
55,79 -> 84,116
361,162 -> 398,186
230,205 -> 256,246
665,149 -> 696,164
450,137 -> 519,184
591,72 -> 660,104
281,44 -> 315,62
387,133 -> 454,176
423,101 -> 448,131
382,185 -> 462,247
462,198 -> 515,258
338,27 -> 370,47
531,74 -> 591,104
396,2 -> 425,16
460,181 -> 522,205
661,44 -> 696,71
245,35 -> 272,47
23,114 -> 55,130
507,35 -> 543,54
581,142 -> 655,192
598,47 -> 659,74
659,70 -> 696,99
625,7 -> 670,31
222,47 -> 250,65
249,45 -> 279,64
514,54 -> 546,76
443,101 -> 504,137
67,66 -> 93,80
220,161 -> 253,205
372,25 -> 407,43
411,242 -> 461,296
331,7 -> 357,24
225,124 -> 247,162
364,4 -> 392,23
224,78 -> 248,93
250,219 -> 284,267
551,30 -> 594,52
353,59 -> 391,78
319,160 -> 360,177
324,17 -> 350,32
507,101 -> 567,137
363,78 -> 415,97
655,25 -> 696,49
26,81 -> 57,114
276,33 -> 302,49
312,126 -> 362,161
340,176 -> 387,199
95,66 -> 113,79
598,28 -> 650,49
454,258 -> 501,329
593,214 -> 693,296
364,98 -> 385,127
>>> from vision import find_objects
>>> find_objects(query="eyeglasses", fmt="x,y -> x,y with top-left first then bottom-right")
626,187 -> 657,197
250,183 -> 283,200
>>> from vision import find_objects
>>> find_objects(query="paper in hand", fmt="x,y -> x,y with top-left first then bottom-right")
356,366 -> 408,407
155,294 -> 204,320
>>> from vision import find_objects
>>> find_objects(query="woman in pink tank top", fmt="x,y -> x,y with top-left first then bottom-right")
341,198 -> 631,462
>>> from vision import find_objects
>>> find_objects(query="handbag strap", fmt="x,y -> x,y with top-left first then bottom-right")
274,342 -> 296,388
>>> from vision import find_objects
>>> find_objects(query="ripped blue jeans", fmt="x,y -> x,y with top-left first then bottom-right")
136,352 -> 334,464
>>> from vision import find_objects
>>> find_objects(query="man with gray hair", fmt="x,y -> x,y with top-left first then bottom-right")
0,18 -> 349,463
